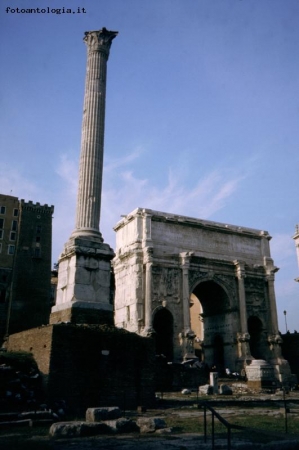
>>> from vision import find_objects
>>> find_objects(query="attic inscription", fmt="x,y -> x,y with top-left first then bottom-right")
152,221 -> 261,257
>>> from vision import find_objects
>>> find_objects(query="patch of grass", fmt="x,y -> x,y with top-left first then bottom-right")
0,426 -> 51,450
166,410 -> 299,441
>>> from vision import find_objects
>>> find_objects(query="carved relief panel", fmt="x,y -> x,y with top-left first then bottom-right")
245,276 -> 266,316
152,266 -> 180,304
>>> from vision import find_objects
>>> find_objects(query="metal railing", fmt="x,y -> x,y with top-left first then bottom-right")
201,397 -> 292,449
201,402 -> 246,450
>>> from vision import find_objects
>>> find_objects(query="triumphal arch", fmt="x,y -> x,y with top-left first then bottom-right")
113,208 -> 291,382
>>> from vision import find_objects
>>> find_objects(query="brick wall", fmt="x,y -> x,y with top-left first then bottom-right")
7,324 -> 156,412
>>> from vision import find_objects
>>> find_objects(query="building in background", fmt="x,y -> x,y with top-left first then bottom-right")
0,194 -> 54,342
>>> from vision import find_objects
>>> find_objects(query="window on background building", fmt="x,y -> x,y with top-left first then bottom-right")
11,220 -> 18,231
0,243 -> 2,253
0,206 -> 6,215
36,225 -> 42,234
34,247 -> 41,258
0,219 -> 4,240
8,245 -> 15,255
13,209 -> 18,217
10,231 -> 16,241
36,236 -> 41,243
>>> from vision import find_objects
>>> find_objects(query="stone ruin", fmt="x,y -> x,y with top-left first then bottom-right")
113,207 -> 293,388
3,27 -> 296,414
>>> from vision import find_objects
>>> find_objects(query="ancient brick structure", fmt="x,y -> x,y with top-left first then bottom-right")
7,324 -> 156,411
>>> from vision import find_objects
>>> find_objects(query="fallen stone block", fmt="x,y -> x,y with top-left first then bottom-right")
49,421 -> 111,438
181,389 -> 191,395
219,384 -> 233,395
137,417 -> 166,433
86,406 -> 121,422
155,427 -> 174,434
105,418 -> 139,433
0,419 -> 32,429
199,384 -> 213,395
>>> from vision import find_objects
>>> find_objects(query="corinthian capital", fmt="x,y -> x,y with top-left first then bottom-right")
84,28 -> 118,56
234,260 -> 246,280
180,251 -> 194,268
144,246 -> 153,264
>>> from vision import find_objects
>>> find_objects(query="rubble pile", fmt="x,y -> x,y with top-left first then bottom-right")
49,406 -> 170,438
0,350 -> 44,411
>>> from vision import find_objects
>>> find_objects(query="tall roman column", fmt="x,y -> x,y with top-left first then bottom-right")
73,28 -> 118,240
51,29 -> 117,325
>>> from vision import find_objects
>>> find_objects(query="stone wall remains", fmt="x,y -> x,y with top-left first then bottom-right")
7,324 -> 156,412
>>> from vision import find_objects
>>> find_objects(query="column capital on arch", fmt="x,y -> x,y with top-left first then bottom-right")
263,257 -> 279,280
233,260 -> 246,280
180,251 -> 194,268
143,246 -> 153,264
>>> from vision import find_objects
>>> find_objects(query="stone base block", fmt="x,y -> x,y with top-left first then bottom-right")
49,421 -> 112,438
246,359 -> 277,390
50,306 -> 113,326
86,407 -> 121,422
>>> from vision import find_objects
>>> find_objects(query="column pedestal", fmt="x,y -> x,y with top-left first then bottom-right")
50,236 -> 114,325
263,258 -> 292,384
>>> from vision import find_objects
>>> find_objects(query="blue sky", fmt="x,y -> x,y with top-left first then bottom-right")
0,0 -> 298,333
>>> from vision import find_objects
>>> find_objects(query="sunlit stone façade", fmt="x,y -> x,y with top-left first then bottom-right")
113,208 -> 292,385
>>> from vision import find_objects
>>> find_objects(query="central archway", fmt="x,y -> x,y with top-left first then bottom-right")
190,280 -> 230,372
153,308 -> 174,361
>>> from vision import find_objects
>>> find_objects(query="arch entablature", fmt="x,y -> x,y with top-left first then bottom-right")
189,272 -> 236,306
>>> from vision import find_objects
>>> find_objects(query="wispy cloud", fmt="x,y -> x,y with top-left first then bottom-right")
105,147 -> 144,172
0,149 -> 247,261
100,152 -> 245,245
0,164 -> 42,201
56,153 -> 78,195
270,233 -> 297,268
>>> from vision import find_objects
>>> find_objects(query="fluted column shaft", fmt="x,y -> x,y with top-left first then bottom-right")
234,261 -> 248,335
74,29 -> 118,238
234,260 -> 251,361
181,255 -> 192,333
143,247 -> 154,335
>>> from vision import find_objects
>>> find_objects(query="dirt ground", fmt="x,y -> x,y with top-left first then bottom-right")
1,389 -> 299,449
